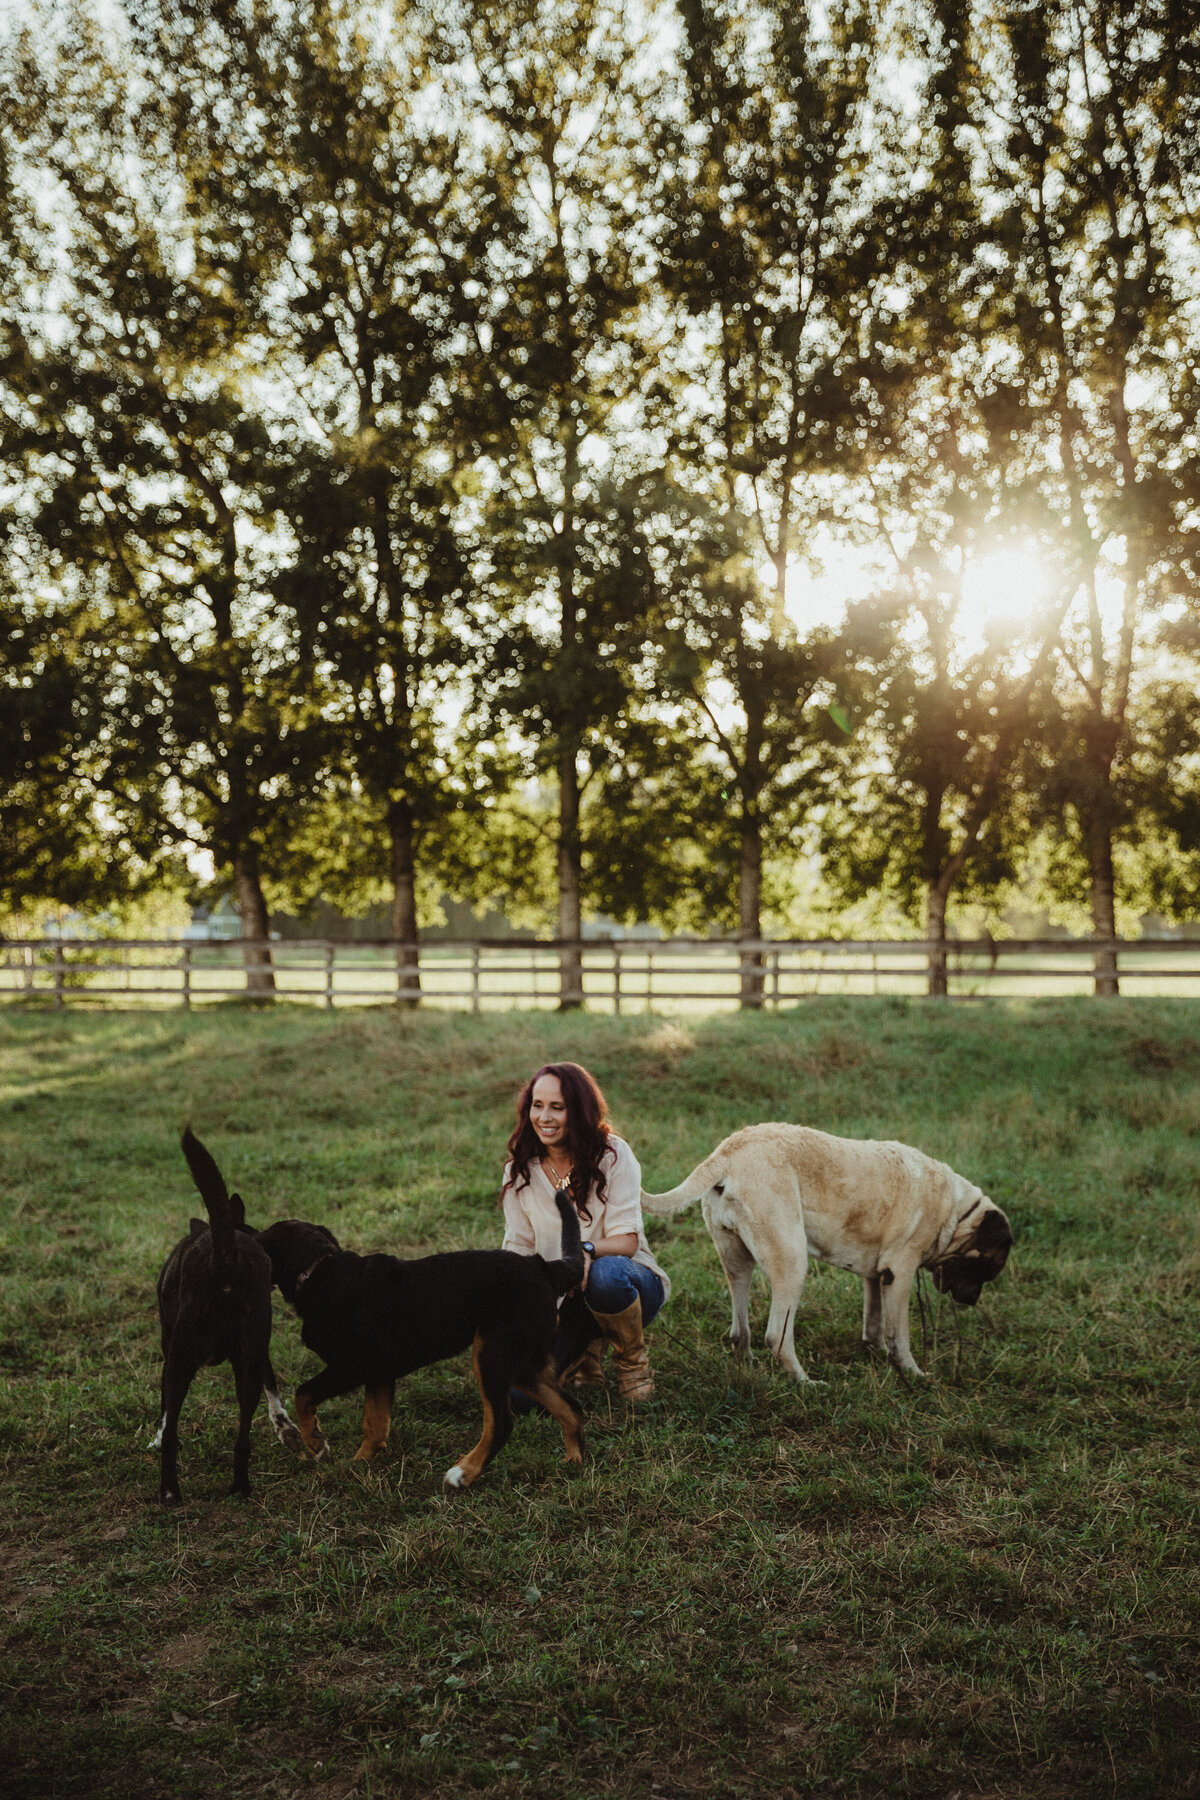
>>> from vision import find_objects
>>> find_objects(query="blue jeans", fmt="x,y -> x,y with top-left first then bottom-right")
555,1256 -> 665,1374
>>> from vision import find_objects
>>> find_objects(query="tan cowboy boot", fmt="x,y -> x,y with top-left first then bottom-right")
566,1337 -> 606,1388
594,1297 -> 654,1399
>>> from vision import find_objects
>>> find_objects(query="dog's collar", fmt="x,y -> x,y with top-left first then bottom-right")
929,1198 -> 985,1266
295,1254 -> 334,1293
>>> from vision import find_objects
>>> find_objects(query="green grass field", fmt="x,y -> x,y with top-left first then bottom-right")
1,1000 -> 1198,1798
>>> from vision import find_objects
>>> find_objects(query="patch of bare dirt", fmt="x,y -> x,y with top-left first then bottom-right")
805,1030 -> 873,1075
1126,1034 -> 1200,1073
156,1630 -> 213,1671
634,1023 -> 697,1074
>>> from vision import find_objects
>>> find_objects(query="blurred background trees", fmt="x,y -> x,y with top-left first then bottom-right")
4,0 -> 1200,998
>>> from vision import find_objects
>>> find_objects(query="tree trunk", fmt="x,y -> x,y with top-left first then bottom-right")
1087,811 -> 1120,997
558,745 -> 583,1011
233,851 -> 275,997
554,381 -> 583,1013
738,815 -> 764,1010
389,797 -> 420,1008
926,881 -> 950,999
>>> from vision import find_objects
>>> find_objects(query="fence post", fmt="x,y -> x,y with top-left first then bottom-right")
53,942 -> 65,1009
613,944 -> 622,1016
325,945 -> 335,1010
24,945 -> 35,995
771,949 -> 781,1009
182,945 -> 192,1011
471,946 -> 480,1015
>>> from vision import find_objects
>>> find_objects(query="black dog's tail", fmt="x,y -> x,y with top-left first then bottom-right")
180,1125 -> 243,1290
546,1192 -> 585,1297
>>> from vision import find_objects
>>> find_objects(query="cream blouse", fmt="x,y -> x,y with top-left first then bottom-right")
500,1135 -> 671,1303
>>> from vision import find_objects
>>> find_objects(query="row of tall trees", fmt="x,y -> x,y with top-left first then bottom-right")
4,0 -> 1200,1000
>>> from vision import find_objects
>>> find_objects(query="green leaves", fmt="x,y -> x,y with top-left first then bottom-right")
3,0 -> 1199,952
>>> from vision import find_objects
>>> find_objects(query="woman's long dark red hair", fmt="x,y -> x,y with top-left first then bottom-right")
504,1062 -> 613,1224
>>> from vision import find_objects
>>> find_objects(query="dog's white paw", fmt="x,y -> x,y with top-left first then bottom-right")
443,1464 -> 467,1489
273,1419 -> 305,1455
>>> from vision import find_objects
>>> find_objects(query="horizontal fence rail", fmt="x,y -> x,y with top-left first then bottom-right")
5,935 -> 1200,1010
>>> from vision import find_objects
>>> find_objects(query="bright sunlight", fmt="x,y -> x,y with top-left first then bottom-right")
958,545 -> 1048,645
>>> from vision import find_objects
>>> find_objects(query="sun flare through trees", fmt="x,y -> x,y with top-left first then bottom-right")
4,0 -> 1200,998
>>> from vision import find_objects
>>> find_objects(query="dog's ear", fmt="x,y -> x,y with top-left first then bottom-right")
254,1222 -> 285,1289
189,1218 -> 207,1238
976,1208 -> 1013,1268
229,1192 -> 247,1228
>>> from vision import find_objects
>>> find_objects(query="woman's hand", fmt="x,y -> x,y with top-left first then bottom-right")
581,1231 -> 637,1290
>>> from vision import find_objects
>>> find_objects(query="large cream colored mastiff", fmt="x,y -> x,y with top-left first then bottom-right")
642,1124 -> 1012,1379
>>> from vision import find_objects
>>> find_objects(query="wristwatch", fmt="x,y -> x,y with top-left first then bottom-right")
582,1241 -> 596,1258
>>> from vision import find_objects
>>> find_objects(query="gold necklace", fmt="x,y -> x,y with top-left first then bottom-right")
544,1157 -> 573,1189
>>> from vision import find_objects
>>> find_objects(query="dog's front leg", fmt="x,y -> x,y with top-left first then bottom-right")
293,1381 -> 330,1459
263,1359 -> 304,1455
524,1359 -> 584,1467
355,1383 -> 394,1462
879,1264 -> 926,1377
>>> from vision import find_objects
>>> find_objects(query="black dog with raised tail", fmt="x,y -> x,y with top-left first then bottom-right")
153,1127 -> 301,1504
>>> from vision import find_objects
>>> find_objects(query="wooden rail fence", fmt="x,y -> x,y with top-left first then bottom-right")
5,935 -> 1200,1009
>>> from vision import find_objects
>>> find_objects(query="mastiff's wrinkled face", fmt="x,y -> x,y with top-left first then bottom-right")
930,1206 -> 1013,1306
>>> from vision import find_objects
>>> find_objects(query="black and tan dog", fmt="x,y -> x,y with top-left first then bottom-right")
257,1199 -> 585,1489
153,1128 -> 302,1504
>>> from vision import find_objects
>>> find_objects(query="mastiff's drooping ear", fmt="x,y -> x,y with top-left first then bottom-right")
931,1206 -> 1013,1306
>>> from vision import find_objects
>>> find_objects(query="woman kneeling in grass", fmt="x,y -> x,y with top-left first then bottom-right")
500,1061 -> 669,1399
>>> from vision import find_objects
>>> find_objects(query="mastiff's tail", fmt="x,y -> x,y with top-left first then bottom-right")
640,1147 -> 732,1217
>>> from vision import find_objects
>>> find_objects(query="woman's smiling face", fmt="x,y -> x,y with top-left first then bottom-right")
530,1073 -> 569,1151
